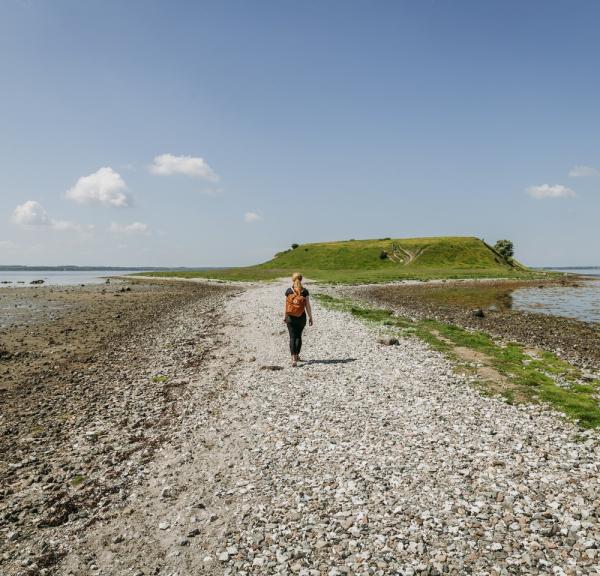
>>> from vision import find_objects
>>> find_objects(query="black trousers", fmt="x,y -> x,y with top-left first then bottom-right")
286,314 -> 307,355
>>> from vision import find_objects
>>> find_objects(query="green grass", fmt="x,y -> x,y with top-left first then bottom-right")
70,475 -> 86,487
141,236 -> 545,284
152,375 -> 169,384
315,294 -> 600,428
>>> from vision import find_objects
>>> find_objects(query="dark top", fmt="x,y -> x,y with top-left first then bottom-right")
285,287 -> 309,298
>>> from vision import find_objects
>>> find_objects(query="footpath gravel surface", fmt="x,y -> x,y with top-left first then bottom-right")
16,282 -> 600,575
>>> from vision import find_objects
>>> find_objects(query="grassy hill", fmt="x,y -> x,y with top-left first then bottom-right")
143,236 -> 537,283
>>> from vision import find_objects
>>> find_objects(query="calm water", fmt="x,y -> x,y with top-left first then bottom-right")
0,270 -> 145,286
512,268 -> 600,324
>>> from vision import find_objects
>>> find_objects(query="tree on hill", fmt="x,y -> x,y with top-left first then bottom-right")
494,239 -> 514,261
291,243 -> 299,249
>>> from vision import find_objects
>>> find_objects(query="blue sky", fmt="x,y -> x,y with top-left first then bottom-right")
1,0 -> 598,267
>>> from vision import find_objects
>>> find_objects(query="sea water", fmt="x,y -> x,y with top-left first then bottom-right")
0,270 -> 145,287
512,268 -> 600,324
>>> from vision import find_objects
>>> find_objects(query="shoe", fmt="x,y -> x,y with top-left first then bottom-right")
291,361 -> 297,367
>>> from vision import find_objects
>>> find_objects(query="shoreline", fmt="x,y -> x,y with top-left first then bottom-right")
341,278 -> 600,370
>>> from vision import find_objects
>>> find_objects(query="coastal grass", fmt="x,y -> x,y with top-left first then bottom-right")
70,475 -> 86,487
315,294 -> 600,428
141,236 -> 546,284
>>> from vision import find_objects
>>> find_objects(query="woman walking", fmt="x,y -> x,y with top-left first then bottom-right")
284,272 -> 313,367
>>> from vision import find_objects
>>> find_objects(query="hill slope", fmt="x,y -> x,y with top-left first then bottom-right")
144,236 -> 534,283
260,236 -> 522,272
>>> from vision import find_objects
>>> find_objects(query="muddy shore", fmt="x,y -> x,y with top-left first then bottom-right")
0,279 -> 235,575
343,278 -> 600,370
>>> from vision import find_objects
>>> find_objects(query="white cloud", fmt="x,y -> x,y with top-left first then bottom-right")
149,154 -> 219,181
244,211 -> 262,223
569,165 -> 598,178
109,221 -> 150,235
11,200 -> 91,232
525,184 -> 576,199
12,200 -> 51,226
0,240 -> 15,250
65,167 -> 130,207
51,220 -> 94,233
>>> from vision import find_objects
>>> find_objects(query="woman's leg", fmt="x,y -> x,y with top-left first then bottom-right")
295,316 -> 307,356
286,321 -> 297,355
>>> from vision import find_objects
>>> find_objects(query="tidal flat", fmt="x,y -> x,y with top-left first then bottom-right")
0,279 -> 233,574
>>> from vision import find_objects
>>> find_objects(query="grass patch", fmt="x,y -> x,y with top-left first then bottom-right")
152,375 -> 169,384
29,425 -> 45,437
314,293 -> 600,428
70,475 -> 86,487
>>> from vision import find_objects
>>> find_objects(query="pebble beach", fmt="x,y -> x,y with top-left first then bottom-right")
1,279 -> 599,575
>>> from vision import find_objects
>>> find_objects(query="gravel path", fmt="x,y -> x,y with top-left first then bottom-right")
60,282 -> 599,576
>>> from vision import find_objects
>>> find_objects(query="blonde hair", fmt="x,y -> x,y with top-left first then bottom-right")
292,272 -> 303,295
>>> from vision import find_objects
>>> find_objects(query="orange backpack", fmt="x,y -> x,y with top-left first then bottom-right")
285,290 -> 306,317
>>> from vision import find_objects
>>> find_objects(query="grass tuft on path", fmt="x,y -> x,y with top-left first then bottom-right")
315,294 -> 600,428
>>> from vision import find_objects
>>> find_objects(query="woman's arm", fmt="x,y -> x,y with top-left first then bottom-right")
305,297 -> 313,326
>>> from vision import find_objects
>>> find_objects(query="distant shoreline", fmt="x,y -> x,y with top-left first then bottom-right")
0,265 -> 225,272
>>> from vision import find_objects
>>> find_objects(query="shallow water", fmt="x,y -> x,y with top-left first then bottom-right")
0,269 -> 143,287
512,269 -> 600,324
388,268 -> 600,324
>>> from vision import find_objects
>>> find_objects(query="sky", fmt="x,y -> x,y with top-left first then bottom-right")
1,0 -> 599,267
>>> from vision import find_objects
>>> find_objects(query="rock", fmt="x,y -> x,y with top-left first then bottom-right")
158,521 -> 170,530
0,347 -> 12,360
30,279 -> 45,285
260,365 -> 284,371
377,336 -> 399,346
472,308 -> 485,318
218,551 -> 229,562
187,528 -> 201,537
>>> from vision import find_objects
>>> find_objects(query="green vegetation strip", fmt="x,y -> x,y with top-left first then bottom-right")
315,294 -> 600,428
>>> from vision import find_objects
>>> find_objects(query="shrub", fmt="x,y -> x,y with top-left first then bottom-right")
291,243 -> 299,249
379,250 -> 388,260
494,240 -> 514,261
